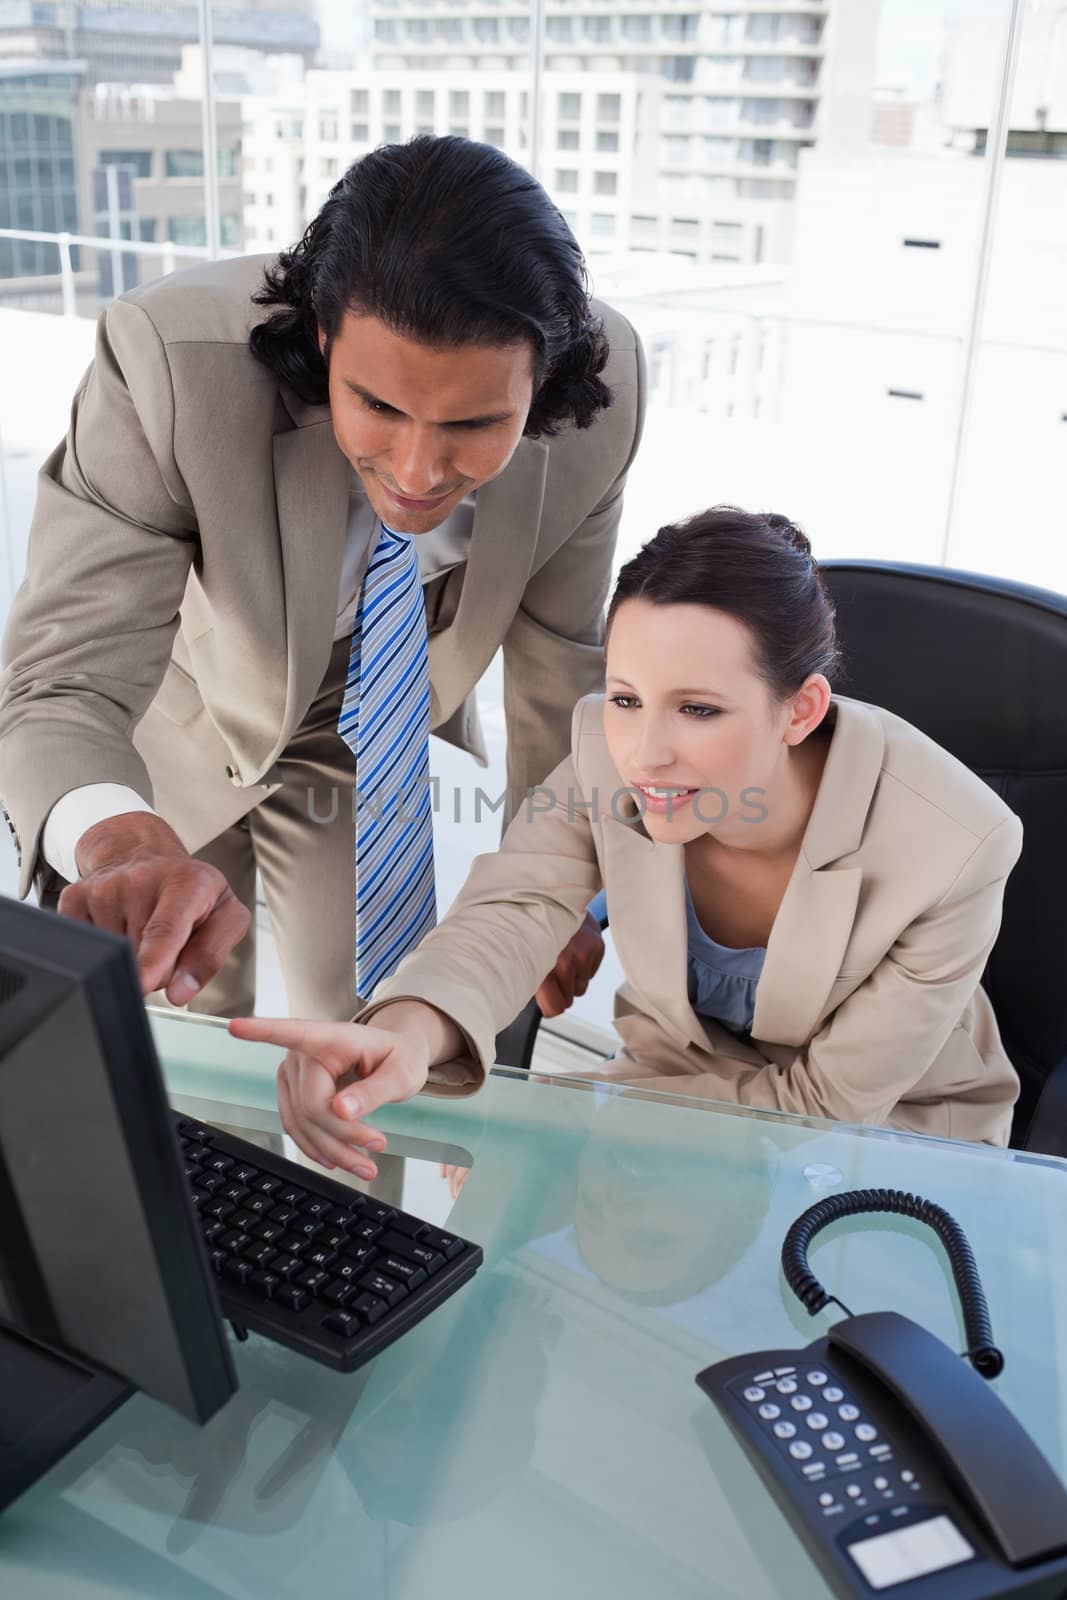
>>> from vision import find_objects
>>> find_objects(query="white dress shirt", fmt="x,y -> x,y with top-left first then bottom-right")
42,473 -> 476,883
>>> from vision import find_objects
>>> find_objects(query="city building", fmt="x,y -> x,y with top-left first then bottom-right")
367,0 -> 881,265
0,0 -> 319,88
0,58 -> 82,282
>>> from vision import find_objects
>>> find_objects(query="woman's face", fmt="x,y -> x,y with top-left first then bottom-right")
604,598 -> 810,846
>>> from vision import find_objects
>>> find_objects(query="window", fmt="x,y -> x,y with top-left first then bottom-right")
594,171 -> 617,196
597,95 -> 622,123
547,17 -> 575,43
384,124 -> 402,143
591,213 -> 615,237
474,17 -> 499,42
485,126 -> 506,148
631,213 -> 658,240
558,93 -> 581,121
351,89 -> 369,115
585,17 -> 612,42
595,131 -> 619,153
416,90 -> 434,118
622,15 -> 652,41
384,90 -> 402,115
220,214 -> 241,248
712,221 -> 742,249
450,91 -> 469,116
167,215 -> 207,246
318,113 -> 338,142
98,149 -> 152,179
555,169 -> 579,193
165,150 -> 204,179
672,217 -> 700,240
558,128 -> 580,151
244,190 -> 256,208
352,122 -> 369,142
484,91 -> 505,118
320,157 -> 339,180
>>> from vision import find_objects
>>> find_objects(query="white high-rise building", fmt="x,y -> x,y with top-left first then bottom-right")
366,1 -> 881,265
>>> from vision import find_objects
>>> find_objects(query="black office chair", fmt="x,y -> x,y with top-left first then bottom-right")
496,560 -> 1067,1158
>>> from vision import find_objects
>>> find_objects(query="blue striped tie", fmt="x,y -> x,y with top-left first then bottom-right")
339,521 -> 436,998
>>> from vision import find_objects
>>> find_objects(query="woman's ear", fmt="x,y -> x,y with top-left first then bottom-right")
783,674 -> 832,747
317,325 -> 327,358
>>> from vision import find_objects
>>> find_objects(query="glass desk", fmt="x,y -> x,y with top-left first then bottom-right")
2,1010 -> 1066,1600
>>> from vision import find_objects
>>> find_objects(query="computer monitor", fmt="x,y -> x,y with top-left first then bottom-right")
0,896 -> 236,1510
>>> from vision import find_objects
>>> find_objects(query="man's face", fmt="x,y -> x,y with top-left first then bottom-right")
320,310 -> 535,535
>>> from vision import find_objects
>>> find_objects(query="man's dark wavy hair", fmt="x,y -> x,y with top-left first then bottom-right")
249,136 -> 612,438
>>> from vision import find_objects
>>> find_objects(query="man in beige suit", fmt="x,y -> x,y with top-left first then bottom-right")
0,137 -> 645,1019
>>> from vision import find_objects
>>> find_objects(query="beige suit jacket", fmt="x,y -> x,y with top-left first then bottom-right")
362,694 -> 1023,1146
0,254 -> 645,897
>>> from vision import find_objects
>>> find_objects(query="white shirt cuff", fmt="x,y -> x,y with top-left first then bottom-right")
42,784 -> 157,884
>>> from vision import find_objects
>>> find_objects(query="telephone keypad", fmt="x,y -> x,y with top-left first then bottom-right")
732,1364 -> 925,1520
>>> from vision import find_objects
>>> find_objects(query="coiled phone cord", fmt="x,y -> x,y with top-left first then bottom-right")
781,1188 -> 1005,1381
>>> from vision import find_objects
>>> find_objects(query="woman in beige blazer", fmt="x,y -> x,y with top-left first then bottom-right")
232,507 -> 1023,1159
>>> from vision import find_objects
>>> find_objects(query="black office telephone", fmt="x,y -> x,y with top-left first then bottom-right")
696,1189 -> 1067,1599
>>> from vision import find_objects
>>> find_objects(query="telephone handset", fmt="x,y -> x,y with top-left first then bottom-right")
696,1190 -> 1067,1599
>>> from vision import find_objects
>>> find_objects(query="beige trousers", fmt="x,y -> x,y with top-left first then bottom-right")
187,634 -> 362,1020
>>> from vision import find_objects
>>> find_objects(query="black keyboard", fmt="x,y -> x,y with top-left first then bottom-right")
173,1111 -> 483,1372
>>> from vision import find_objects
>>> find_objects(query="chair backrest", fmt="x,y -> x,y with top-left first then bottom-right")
821,560 -> 1067,1143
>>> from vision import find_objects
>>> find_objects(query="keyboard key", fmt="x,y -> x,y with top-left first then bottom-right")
269,1254 -> 302,1280
179,1121 -> 213,1144
319,1229 -> 349,1253
252,1219 -> 287,1244
326,1206 -> 363,1228
269,1204 -> 299,1228
322,1279 -> 356,1307
789,1441 -> 813,1461
823,1387 -> 844,1404
758,1403 -> 781,1421
250,1271 -> 281,1299
322,1310 -> 361,1338
279,1234 -> 310,1257
223,1258 -> 254,1287
294,1219 -> 324,1241
358,1271 -> 407,1308
296,1267 -> 330,1295
343,1242 -> 378,1269
184,1161 -> 201,1181
209,1248 -> 227,1274
773,1421 -> 797,1440
204,1154 -> 235,1176
363,1203 -> 396,1226
244,1193 -> 274,1217
229,1209 -> 259,1232
242,1240 -> 278,1268
743,1386 -> 765,1404
822,1432 -> 846,1452
379,1232 -> 444,1273
350,1221 -> 383,1245
301,1197 -> 333,1220
274,1284 -> 309,1312
251,1174 -> 282,1197
380,1255 -> 427,1290
218,1183 -> 250,1208
232,1164 -> 260,1186
388,1213 -> 427,1239
202,1221 -> 227,1245
306,1247 -> 338,1271
219,1228 -> 247,1252
277,1184 -> 307,1207
195,1172 -> 223,1195
202,1198 -> 236,1222
422,1228 -> 464,1261
334,1259 -> 364,1282
351,1292 -> 387,1324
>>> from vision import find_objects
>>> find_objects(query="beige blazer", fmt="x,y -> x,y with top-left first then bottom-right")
0,254 -> 645,897
361,694 -> 1023,1146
